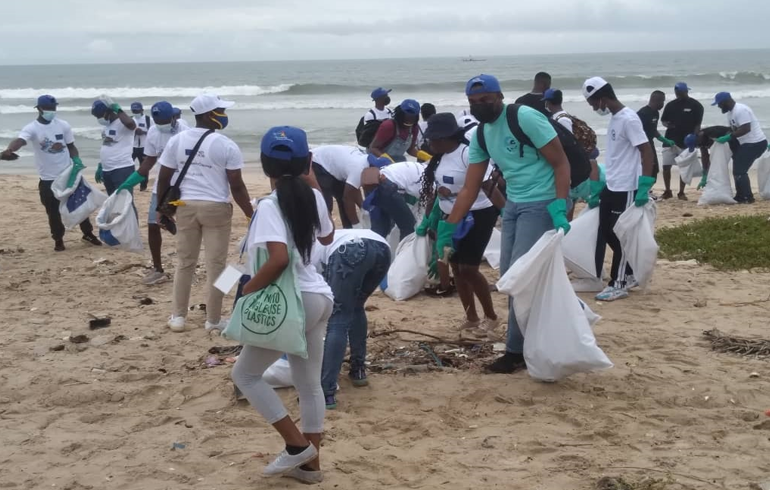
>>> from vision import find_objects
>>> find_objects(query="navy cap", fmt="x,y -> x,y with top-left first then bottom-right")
712,91 -> 731,106
130,102 -> 143,112
424,112 -> 460,140
36,94 -> 58,107
172,107 -> 182,117
151,101 -> 174,121
371,87 -> 392,100
261,126 -> 309,161
399,99 -> 420,115
542,88 -> 563,102
674,82 -> 690,92
465,74 -> 502,96
91,100 -> 108,118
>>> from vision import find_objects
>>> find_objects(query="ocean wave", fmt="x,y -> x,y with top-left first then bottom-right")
0,84 -> 294,101
0,127 -> 103,140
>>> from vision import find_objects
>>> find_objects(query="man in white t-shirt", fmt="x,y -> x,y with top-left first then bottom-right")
157,93 -> 253,333
91,97 -> 137,195
712,92 -> 769,204
363,87 -> 394,123
583,77 -> 654,302
1,95 -> 102,251
130,102 -> 152,191
116,101 -> 190,285
542,89 -> 573,133
310,145 -> 369,228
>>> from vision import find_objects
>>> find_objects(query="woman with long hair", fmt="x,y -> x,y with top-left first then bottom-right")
231,126 -> 334,484
368,99 -> 421,162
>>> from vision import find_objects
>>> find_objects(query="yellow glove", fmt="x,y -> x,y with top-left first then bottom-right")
169,200 -> 186,207
381,153 -> 394,163
416,150 -> 433,161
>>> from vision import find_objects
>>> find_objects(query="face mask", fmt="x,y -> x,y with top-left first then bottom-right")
156,123 -> 173,133
41,111 -> 56,122
594,107 -> 611,117
403,121 -> 415,127
210,111 -> 228,130
470,103 -> 499,124
382,97 -> 391,106
97,117 -> 110,126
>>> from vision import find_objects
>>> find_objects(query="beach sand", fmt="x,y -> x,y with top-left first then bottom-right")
1,172 -> 769,490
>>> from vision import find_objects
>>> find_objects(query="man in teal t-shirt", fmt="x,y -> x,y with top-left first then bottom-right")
440,74 -> 572,375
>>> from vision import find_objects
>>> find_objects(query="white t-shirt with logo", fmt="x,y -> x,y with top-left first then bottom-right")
552,111 -> 574,133
728,103 -> 767,145
100,118 -> 136,171
18,118 -> 75,180
380,161 -> 425,197
363,107 -> 393,123
312,228 -> 389,269
312,145 -> 369,188
144,120 -> 190,193
605,107 -> 648,192
132,114 -> 151,148
435,144 -> 494,214
158,127 -> 243,203
248,189 -> 334,299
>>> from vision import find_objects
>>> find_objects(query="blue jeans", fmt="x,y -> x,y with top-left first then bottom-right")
370,179 -> 416,239
321,239 -> 391,396
733,139 -> 768,201
102,165 -> 136,196
500,199 -> 555,354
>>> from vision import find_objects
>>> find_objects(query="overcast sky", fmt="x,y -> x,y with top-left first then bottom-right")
1,0 -> 769,64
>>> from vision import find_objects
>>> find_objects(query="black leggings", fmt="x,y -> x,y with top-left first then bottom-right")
596,188 -> 634,288
313,162 -> 353,228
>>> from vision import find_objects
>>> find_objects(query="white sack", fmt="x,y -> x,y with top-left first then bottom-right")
562,207 -> 600,279
613,201 -> 658,290
483,227 -> 502,270
51,164 -> 108,229
675,148 -> 703,186
263,357 -> 294,389
96,190 -> 143,253
756,150 -> 770,200
383,233 -> 431,301
698,144 -> 736,205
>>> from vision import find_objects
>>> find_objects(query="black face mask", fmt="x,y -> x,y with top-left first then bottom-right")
470,103 -> 499,123
382,97 -> 391,106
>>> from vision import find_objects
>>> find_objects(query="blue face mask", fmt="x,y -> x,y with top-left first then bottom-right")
210,111 -> 228,130
41,111 -> 56,122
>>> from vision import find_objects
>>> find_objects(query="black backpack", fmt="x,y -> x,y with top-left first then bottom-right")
355,109 -> 385,147
476,104 -> 591,189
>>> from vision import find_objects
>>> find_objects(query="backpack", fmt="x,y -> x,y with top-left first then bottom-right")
476,104 -> 591,189
355,109 -> 385,147
554,113 -> 597,155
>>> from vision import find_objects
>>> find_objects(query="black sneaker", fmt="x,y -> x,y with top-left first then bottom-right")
348,367 -> 369,387
485,352 -> 527,374
54,240 -> 65,252
82,234 -> 102,246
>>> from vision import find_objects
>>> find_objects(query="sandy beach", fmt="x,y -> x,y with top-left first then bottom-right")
1,171 -> 769,490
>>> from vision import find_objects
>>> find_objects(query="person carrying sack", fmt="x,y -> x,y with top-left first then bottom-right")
230,126 -> 335,485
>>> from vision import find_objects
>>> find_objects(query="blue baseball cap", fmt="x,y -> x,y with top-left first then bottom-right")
399,99 -> 420,115
151,101 -> 174,121
712,91 -> 731,106
130,102 -> 143,112
465,74 -> 502,96
36,94 -> 58,107
172,107 -> 182,117
371,87 -> 392,100
261,126 -> 309,161
674,82 -> 690,92
91,100 -> 108,118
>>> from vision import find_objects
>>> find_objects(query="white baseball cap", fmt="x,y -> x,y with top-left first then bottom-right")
582,76 -> 609,100
190,93 -> 235,115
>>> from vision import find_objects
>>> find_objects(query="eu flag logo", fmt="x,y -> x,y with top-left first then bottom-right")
55,134 -> 64,140
66,180 -> 92,212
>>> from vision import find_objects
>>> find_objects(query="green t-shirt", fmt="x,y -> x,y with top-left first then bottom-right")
469,104 -> 558,203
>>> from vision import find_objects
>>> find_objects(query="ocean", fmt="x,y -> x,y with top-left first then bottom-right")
2,49 -> 770,174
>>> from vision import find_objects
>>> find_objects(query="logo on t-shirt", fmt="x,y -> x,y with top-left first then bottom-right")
55,134 -> 63,140
39,137 -> 65,154
504,137 -> 519,155
611,129 -> 617,141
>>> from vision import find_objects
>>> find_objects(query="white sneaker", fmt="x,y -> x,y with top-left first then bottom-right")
284,467 -> 324,484
264,446 -> 318,477
624,275 -> 639,290
142,270 -> 168,285
595,286 -> 629,302
167,315 -> 186,332
205,318 -> 228,332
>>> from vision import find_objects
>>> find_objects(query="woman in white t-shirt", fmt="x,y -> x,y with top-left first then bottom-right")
231,127 -> 334,485
416,113 -> 501,335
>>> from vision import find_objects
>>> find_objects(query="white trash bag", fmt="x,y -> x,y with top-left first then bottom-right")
483,227 -> 502,270
496,230 -> 613,381
96,190 -> 143,253
51,164 -> 108,229
383,232 -> 431,301
263,357 -> 294,389
675,148 -> 703,186
562,207 -> 600,279
756,150 -> 770,200
698,144 -> 736,205
613,201 -> 658,290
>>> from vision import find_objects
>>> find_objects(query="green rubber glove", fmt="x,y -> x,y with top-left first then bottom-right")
428,247 -> 439,280
657,135 -> 676,147
697,172 -> 708,190
117,171 -> 146,192
587,180 -> 605,209
547,198 -> 570,235
67,156 -> 85,188
416,199 -> 441,237
716,134 -> 732,144
435,220 -> 458,263
94,163 -> 103,184
403,194 -> 418,206
635,175 -> 656,207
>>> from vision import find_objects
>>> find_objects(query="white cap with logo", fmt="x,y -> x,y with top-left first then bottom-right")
582,77 -> 609,100
190,93 -> 235,115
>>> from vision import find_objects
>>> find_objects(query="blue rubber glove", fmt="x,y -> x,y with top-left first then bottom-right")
587,180 -> 605,209
716,134 -> 732,144
416,200 -> 441,237
67,156 -> 85,188
95,163 -> 103,184
684,133 -> 698,151
435,220 -> 458,263
117,171 -> 146,192
657,135 -> 676,147
697,172 -> 708,190
635,176 -> 656,207
547,199 -> 570,235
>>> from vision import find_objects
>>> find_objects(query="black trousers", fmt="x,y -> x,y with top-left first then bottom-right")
133,147 -> 148,190
596,188 -> 634,288
39,179 -> 93,241
312,162 -> 353,228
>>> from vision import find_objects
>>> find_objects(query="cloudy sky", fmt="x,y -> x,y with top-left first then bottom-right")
1,0 -> 769,64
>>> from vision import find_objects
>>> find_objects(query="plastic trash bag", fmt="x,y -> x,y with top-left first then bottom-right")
96,190 -> 143,253
51,164 -> 108,229
756,150 -> 770,200
386,228 -> 400,258
613,201 -> 658,290
263,357 -> 294,389
562,207 -> 600,279
698,144 -> 736,205
496,230 -> 613,381
483,227 -> 502,270
383,232 -> 431,301
675,148 -> 703,186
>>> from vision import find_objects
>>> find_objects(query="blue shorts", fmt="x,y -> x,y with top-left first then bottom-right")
148,193 -> 158,225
